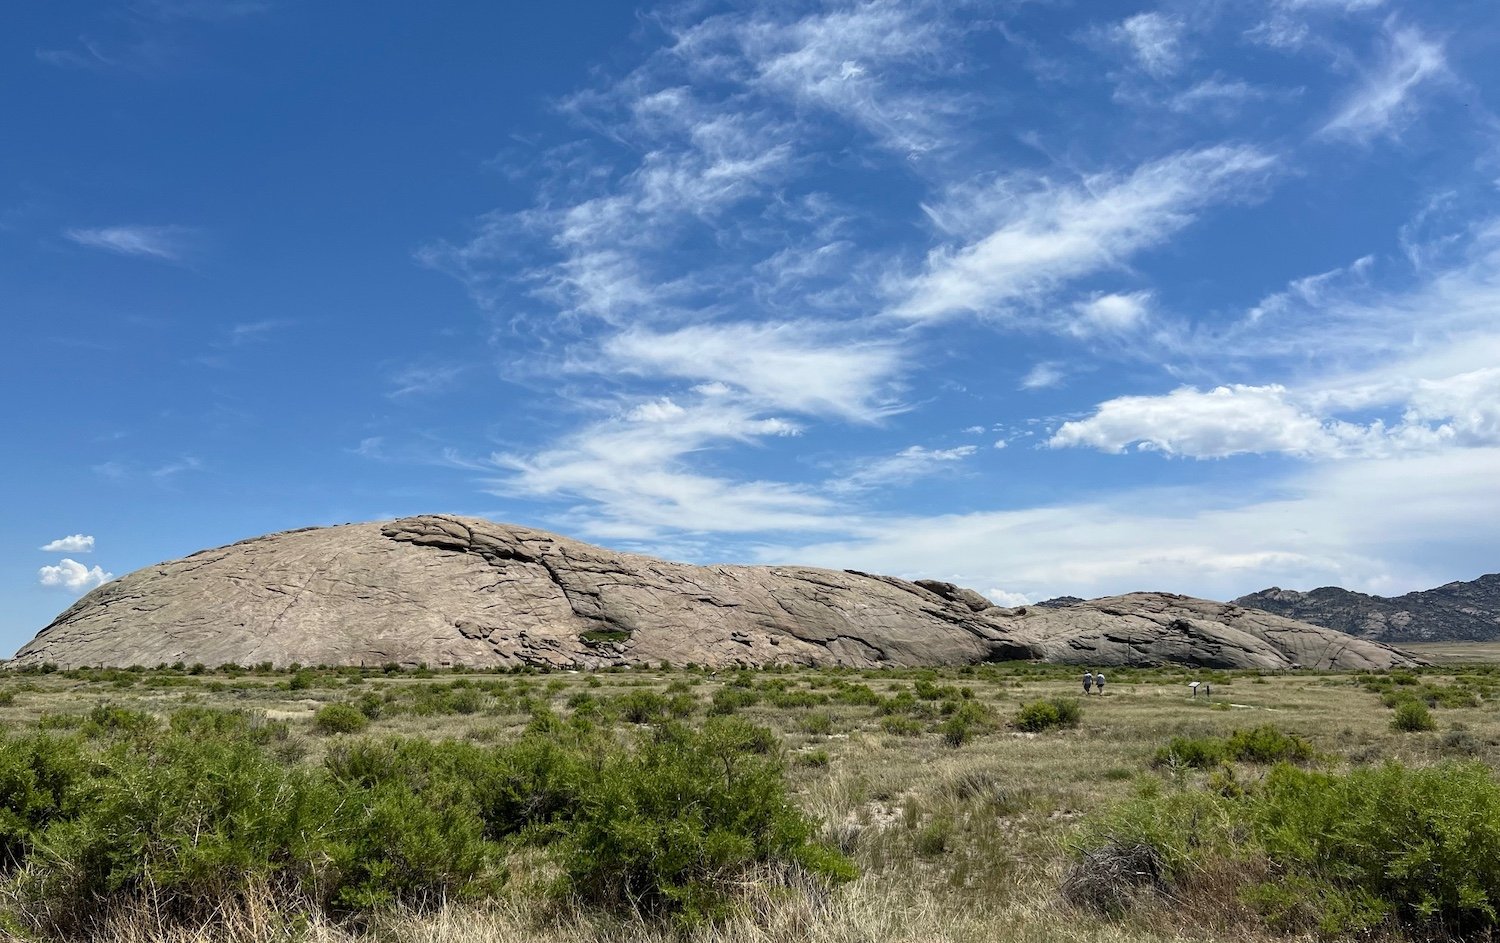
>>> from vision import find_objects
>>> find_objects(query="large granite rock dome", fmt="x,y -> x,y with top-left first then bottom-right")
10,515 -> 1419,671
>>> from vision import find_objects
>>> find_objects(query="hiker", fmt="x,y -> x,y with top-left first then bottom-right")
1082,670 -> 1094,695
1094,671 -> 1106,696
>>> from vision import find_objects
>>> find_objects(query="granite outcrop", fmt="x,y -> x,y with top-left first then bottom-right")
10,515 -> 1420,671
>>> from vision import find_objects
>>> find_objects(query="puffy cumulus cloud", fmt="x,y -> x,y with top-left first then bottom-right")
1048,384 -> 1347,458
40,534 -> 94,553
891,146 -> 1277,323
1400,367 -> 1500,447
39,559 -> 113,593
1049,367 -> 1500,460
986,588 -> 1033,607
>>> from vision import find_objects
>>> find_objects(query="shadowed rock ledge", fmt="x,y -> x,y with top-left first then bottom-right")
10,515 -> 1419,671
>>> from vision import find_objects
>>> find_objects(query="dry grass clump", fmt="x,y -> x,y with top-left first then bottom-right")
1061,841 -> 1168,914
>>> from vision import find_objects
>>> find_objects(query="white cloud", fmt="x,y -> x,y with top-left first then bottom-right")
1113,12 -> 1186,77
388,364 -> 467,399
625,397 -> 689,423
225,320 -> 290,345
1020,362 -> 1067,390
986,588 -> 1032,608
1322,23 -> 1448,142
1049,363 -> 1500,460
40,534 -> 95,553
602,321 -> 904,421
891,146 -> 1277,323
765,446 -> 1500,604
1245,255 -> 1374,324
1072,291 -> 1152,335
150,456 -> 202,479
65,225 -> 196,263
830,444 -> 977,493
671,0 -> 964,156
488,397 -> 828,540
1048,384 -> 1357,458
39,559 -> 113,593
1165,78 -> 1268,115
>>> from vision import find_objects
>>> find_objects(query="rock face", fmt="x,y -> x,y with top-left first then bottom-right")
10,515 -> 1419,671
998,593 -> 1417,671
1236,574 -> 1500,643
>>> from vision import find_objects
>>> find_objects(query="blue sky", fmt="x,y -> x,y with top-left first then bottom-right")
5,0 -> 1500,655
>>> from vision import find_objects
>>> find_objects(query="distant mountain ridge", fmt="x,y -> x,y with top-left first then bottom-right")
1235,573 -> 1500,643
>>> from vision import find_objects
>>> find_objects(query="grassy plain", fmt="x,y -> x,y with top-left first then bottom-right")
1,660 -> 1497,943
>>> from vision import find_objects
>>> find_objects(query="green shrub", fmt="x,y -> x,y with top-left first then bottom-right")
0,734 -> 94,869
1072,761 -> 1500,937
553,718 -> 853,920
1152,735 -> 1226,769
1154,727 -> 1313,769
799,711 -> 835,736
707,687 -> 760,715
616,690 -> 671,724
913,817 -> 953,856
830,682 -> 881,706
39,704 -> 158,740
796,749 -> 830,768
1392,699 -> 1436,732
938,700 -> 990,747
169,707 -> 289,745
313,703 -> 370,735
1014,697 -> 1082,733
1226,725 -> 1313,764
880,716 -> 923,736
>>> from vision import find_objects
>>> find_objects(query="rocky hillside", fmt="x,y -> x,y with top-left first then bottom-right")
10,515 -> 1418,671
1236,574 -> 1500,643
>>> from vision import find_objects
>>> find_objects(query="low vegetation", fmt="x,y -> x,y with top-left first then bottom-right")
0,657 -> 1497,942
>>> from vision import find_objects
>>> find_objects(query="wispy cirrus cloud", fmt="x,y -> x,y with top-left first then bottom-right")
65,225 -> 198,263
1111,12 -> 1188,78
1321,21 -> 1449,142
485,395 -> 825,541
1052,214 -> 1500,461
889,146 -> 1278,324
829,444 -> 977,493
600,321 -> 905,422
405,0 -> 1497,595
